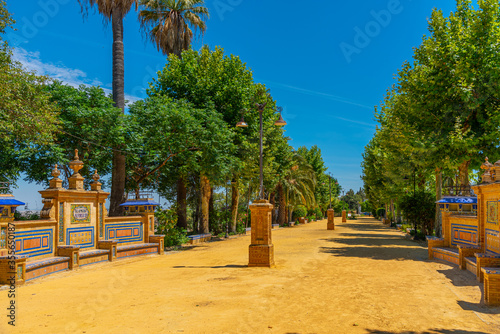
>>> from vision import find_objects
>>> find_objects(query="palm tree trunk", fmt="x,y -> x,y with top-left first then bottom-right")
108,7 -> 126,216
230,179 -> 239,233
200,174 -> 211,234
177,175 -> 187,229
277,183 -> 286,226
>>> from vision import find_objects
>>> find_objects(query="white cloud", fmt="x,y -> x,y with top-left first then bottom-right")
11,47 -> 141,104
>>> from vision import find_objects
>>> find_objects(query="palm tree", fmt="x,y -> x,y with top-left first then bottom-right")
139,0 -> 209,227
78,0 -> 138,216
139,0 -> 209,58
277,154 -> 316,225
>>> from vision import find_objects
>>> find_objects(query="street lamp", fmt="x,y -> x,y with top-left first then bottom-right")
328,173 -> 332,209
236,104 -> 286,200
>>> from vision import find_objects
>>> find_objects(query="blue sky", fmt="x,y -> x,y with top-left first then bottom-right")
5,0 -> 458,209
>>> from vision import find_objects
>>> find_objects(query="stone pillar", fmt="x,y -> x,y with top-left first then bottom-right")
248,200 -> 275,268
327,209 -> 335,230
342,210 -> 347,223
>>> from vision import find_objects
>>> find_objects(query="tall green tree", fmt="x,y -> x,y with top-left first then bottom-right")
0,0 -> 58,158
139,0 -> 209,227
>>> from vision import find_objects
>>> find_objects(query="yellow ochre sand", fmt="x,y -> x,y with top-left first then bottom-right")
2,217 -> 500,333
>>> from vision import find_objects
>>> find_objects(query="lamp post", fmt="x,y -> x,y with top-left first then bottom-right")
327,174 -> 335,230
237,101 -> 286,268
237,104 -> 286,199
328,174 -> 332,209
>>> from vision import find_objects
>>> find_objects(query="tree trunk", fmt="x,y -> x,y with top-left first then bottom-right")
277,183 -> 286,226
209,186 -> 215,232
108,7 -> 127,216
230,179 -> 239,233
269,191 -> 276,224
435,168 -> 442,237
176,175 -> 187,229
245,183 -> 251,228
200,174 -> 211,234
396,198 -> 402,223
458,160 -> 471,187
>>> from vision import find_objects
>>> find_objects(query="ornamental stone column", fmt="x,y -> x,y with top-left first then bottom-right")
248,200 -> 275,268
342,210 -> 347,223
327,208 -> 335,230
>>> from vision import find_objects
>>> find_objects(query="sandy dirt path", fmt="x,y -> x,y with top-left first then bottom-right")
2,217 -> 500,334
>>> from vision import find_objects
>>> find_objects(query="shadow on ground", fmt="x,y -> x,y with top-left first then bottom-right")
172,265 -> 247,269
365,329 -> 491,334
319,245 -> 427,261
436,268 -> 480,287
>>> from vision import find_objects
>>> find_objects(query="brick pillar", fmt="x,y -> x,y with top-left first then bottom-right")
327,209 -> 335,230
248,200 -> 275,268
342,210 -> 347,223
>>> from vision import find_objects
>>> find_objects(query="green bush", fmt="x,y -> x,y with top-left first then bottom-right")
376,208 -> 386,219
398,190 -> 436,236
155,207 -> 189,247
315,208 -> 323,219
293,205 -> 307,219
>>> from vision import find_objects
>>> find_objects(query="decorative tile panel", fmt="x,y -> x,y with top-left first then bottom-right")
487,201 -> 498,224
70,204 -> 91,224
59,202 -> 64,242
486,229 -> 500,255
451,224 -> 479,247
0,227 -> 6,248
105,223 -> 143,244
99,203 -> 103,238
67,227 -> 94,249
13,229 -> 53,257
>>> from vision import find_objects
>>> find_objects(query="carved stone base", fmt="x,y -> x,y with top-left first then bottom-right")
327,209 -> 335,230
248,244 -> 275,268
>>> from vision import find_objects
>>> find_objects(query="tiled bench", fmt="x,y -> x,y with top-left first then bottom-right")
481,267 -> 500,306
117,243 -> 160,258
25,256 -> 70,281
79,249 -> 110,266
475,253 -> 500,282
272,224 -> 279,229
187,234 -> 212,245
464,257 -> 477,275
432,247 -> 460,266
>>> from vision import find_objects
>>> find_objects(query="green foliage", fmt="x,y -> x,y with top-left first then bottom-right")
314,208 -> 323,219
155,207 -> 189,247
293,205 -> 307,219
360,200 -> 373,213
127,95 -> 235,192
0,1 -> 58,147
363,0 -> 500,220
398,190 -> 436,236
14,212 -> 40,221
16,82 -> 123,188
376,208 -> 386,219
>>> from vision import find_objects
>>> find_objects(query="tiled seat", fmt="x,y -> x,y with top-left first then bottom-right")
79,249 -> 110,259
26,256 -> 70,271
117,243 -> 159,251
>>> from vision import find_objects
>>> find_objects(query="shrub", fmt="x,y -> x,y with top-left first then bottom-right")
398,190 -> 436,236
155,207 -> 189,247
376,208 -> 386,219
315,208 -> 323,219
293,205 -> 307,219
